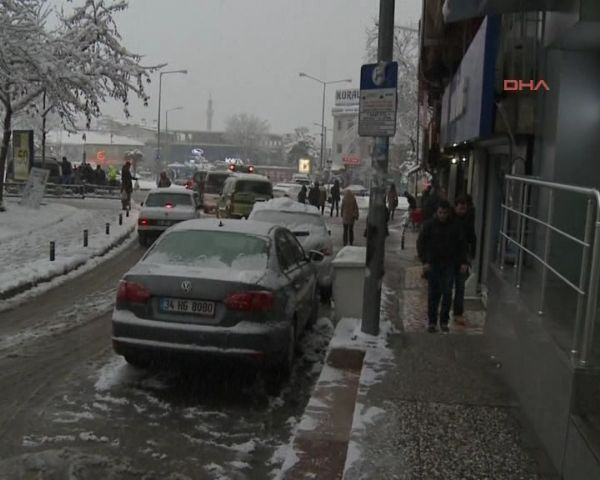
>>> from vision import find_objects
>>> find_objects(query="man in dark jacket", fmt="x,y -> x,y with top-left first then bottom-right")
417,200 -> 469,333
452,196 -> 477,325
120,161 -> 137,210
297,185 -> 307,204
61,157 -> 72,184
308,181 -> 320,208
330,179 -> 341,217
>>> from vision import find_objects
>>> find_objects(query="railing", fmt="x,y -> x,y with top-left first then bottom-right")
498,175 -> 600,367
3,181 -> 122,200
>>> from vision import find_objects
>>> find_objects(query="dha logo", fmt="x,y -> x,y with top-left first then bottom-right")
504,80 -> 550,92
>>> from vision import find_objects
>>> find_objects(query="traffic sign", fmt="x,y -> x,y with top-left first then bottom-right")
358,62 -> 398,137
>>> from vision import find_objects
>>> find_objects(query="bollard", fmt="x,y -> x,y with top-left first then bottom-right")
126,209 -> 129,218
83,229 -> 88,247
106,223 -> 110,235
119,213 -> 123,225
50,241 -> 55,262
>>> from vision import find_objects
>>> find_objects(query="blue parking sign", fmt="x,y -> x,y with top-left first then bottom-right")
359,62 -> 398,137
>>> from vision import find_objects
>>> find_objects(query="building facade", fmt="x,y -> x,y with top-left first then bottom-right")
419,1 -> 600,477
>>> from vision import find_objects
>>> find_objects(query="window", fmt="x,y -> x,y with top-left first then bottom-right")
283,231 -> 307,263
145,192 -> 192,207
337,144 -> 342,154
347,120 -> 354,130
338,120 -> 342,130
235,181 -> 272,195
275,231 -> 296,271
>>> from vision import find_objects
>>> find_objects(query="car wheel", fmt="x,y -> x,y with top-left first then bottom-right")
124,354 -> 150,369
319,285 -> 332,304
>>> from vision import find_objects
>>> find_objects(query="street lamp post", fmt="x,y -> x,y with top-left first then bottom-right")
165,106 -> 183,163
157,69 -> 188,172
299,73 -> 352,176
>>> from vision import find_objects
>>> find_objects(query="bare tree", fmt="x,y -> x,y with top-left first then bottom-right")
283,127 -> 318,167
224,113 -> 270,163
0,0 -> 161,210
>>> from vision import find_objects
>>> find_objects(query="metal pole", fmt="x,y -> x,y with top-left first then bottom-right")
538,189 -> 554,314
499,179 -> 511,270
157,73 -> 163,176
581,220 -> 600,365
320,82 -> 326,175
105,223 -> 110,235
41,90 -> 47,168
515,183 -> 527,288
83,229 -> 88,247
49,241 -> 55,262
361,0 -> 394,336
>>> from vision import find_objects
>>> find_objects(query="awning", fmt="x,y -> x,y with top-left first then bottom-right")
442,0 -> 566,23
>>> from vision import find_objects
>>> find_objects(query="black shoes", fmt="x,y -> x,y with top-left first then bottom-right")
440,325 -> 450,333
427,325 -> 437,333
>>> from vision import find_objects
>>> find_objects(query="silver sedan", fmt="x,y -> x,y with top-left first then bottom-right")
112,219 -> 323,377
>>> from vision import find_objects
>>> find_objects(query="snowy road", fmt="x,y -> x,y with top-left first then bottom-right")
0,221 -> 337,479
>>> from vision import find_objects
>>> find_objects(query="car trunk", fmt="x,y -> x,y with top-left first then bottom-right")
123,265 -> 268,327
139,206 -> 195,226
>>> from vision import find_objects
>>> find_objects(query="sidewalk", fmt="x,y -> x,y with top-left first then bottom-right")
279,217 -> 559,480
0,199 -> 137,303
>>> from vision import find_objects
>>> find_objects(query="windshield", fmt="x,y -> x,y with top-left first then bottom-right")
205,173 -> 230,194
144,230 -> 269,270
145,192 -> 192,207
251,211 -> 325,231
235,180 -> 272,195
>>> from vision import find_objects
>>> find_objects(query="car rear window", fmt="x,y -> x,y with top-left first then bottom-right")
145,192 -> 192,207
251,211 -> 325,230
235,180 -> 272,195
205,173 -> 230,194
143,230 -> 269,270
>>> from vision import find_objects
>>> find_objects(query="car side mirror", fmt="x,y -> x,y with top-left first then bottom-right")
308,250 -> 324,262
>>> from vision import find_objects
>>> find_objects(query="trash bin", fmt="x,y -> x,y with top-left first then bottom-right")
332,246 -> 366,324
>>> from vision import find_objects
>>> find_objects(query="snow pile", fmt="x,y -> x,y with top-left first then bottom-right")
250,197 -> 320,215
0,200 -> 137,299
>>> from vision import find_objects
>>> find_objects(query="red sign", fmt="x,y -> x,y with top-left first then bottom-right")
342,155 -> 361,166
96,150 -> 106,163
503,79 -> 549,92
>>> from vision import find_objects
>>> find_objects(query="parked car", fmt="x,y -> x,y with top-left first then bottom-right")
217,173 -> 273,219
112,219 -> 324,377
248,198 -> 334,302
202,171 -> 232,213
137,187 -> 202,246
291,173 -> 311,186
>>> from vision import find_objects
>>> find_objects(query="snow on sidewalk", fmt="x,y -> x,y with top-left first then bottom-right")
0,199 -> 137,299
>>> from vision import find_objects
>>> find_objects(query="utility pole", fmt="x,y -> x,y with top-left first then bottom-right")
361,0 -> 395,336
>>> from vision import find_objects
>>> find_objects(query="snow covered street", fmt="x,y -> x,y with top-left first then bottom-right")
0,198 -> 137,300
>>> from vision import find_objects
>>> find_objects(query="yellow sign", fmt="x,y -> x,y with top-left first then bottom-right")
13,131 -> 33,181
298,158 -> 311,173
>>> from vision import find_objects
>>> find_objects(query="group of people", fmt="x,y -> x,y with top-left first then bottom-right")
60,156 -> 116,187
417,192 -> 476,333
297,179 -> 343,217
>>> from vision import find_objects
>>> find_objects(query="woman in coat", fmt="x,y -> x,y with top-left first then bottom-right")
341,189 -> 359,246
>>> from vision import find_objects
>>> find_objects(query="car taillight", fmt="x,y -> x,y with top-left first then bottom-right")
139,218 -> 149,225
117,280 -> 151,303
320,247 -> 332,256
224,291 -> 273,312
165,203 -> 174,209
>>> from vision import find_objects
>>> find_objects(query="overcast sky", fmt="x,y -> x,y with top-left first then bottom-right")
100,0 -> 422,135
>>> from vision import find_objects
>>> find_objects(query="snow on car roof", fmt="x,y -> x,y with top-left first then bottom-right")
251,197 -> 320,215
170,218 -> 278,236
146,186 -> 192,195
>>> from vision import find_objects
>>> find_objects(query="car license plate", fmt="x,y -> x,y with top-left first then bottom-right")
159,298 -> 215,316
156,220 -> 172,226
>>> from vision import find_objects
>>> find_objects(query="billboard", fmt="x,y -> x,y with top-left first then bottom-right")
335,89 -> 360,106
12,130 -> 34,181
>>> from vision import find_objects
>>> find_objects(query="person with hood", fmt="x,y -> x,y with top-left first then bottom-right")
417,200 -> 469,333
319,183 -> 327,215
61,156 -> 72,184
297,184 -> 307,204
387,183 -> 399,220
95,164 -> 106,185
157,171 -> 172,188
341,188 -> 359,246
308,181 -> 320,208
330,179 -> 341,217
120,160 -> 137,210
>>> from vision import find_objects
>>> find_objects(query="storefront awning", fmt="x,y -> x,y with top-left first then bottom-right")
442,0 -> 565,23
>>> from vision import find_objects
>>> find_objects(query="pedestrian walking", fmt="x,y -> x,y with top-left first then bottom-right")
341,189 -> 359,246
330,179 -> 341,217
387,183 -> 399,220
95,164 -> 106,185
308,181 -> 320,208
451,196 -> 477,326
417,200 -> 468,333
319,183 -> 327,215
297,185 -> 307,204
107,164 -> 118,187
61,156 -> 72,184
120,160 -> 137,210
157,171 -> 172,188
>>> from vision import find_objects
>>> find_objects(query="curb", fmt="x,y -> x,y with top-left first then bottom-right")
279,328 -> 368,480
0,225 -> 136,301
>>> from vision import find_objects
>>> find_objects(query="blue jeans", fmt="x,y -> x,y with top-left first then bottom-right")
426,265 -> 454,327
453,268 -> 467,316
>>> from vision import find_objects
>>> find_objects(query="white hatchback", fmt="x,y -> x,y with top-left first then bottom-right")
137,187 -> 202,246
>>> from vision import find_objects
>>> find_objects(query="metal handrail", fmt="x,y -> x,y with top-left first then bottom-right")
499,175 -> 600,366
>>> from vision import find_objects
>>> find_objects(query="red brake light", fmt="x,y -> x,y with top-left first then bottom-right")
139,218 -> 149,225
165,203 -> 174,209
228,164 -> 236,172
224,291 -> 273,312
247,165 -> 255,173
117,281 -> 151,303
